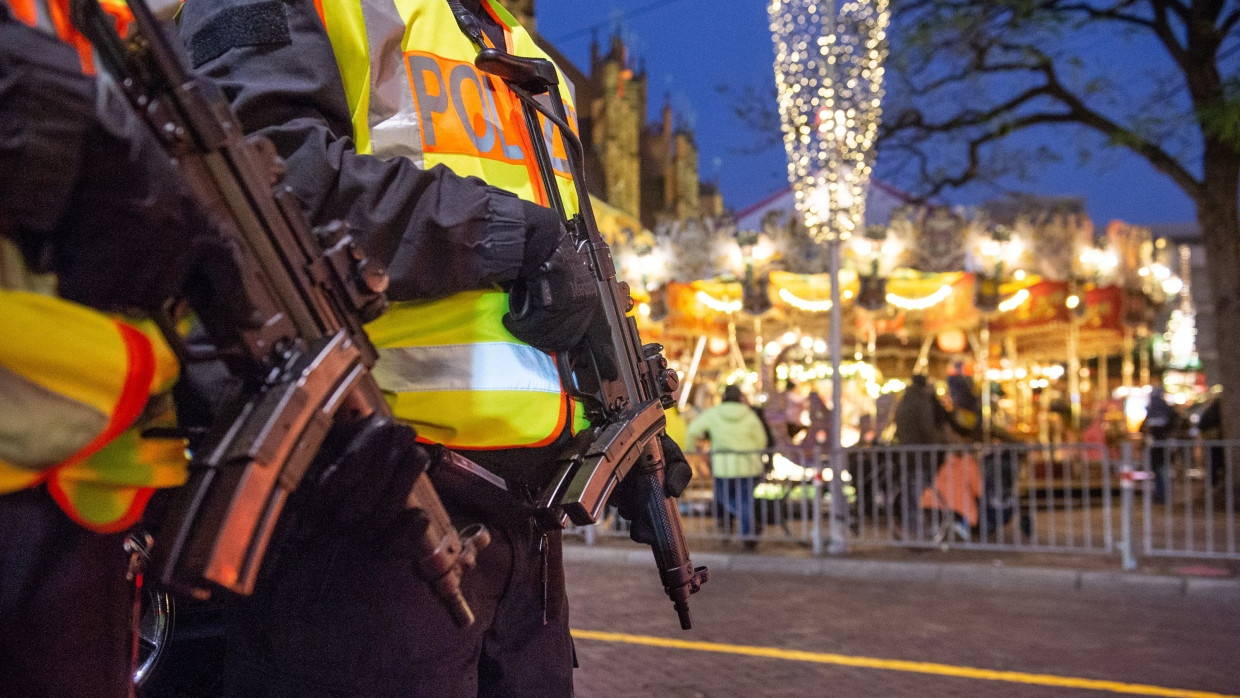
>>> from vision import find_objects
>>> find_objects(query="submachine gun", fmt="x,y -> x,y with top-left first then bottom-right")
469,39 -> 710,628
71,0 -> 488,625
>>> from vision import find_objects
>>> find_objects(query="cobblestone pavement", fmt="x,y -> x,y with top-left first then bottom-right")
564,554 -> 1240,697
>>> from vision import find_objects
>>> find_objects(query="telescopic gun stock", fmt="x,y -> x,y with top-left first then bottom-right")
70,0 -> 486,626
474,48 -> 708,630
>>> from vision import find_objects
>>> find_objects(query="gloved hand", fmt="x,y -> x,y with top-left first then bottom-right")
502,200 -> 600,352
609,434 -> 694,546
308,416 -> 432,548
52,86 -> 227,314
659,435 -> 694,498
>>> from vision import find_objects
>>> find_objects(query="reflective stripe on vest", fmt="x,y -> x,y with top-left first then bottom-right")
372,343 -> 560,395
365,289 -> 571,448
319,0 -> 586,448
0,290 -> 187,532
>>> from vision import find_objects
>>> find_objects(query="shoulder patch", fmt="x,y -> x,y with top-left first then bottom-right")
188,1 -> 290,68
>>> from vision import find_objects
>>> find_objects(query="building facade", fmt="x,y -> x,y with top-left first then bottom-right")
497,1 -> 720,230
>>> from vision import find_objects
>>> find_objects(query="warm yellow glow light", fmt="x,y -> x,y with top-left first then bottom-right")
778,287 -> 833,312
886,284 -> 952,311
997,288 -> 1030,313
696,291 -> 742,314
768,0 -> 891,243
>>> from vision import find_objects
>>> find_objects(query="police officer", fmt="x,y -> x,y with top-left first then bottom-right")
0,3 -> 228,694
176,0 -> 687,695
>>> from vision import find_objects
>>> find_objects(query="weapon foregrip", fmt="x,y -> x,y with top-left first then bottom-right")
631,447 -> 709,630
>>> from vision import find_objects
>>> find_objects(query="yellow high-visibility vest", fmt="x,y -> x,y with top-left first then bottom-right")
317,0 -> 587,449
0,287 -> 187,533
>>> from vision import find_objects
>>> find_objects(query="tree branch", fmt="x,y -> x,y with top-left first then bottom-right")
889,84 -> 1058,137
1220,6 -> 1240,37
1051,2 -> 1160,30
1044,0 -> 1192,68
911,113 -> 1080,197
1036,59 -> 1204,194
1154,0 -> 1192,24
1149,0 -> 1192,70
908,59 -> 1047,97
881,17 -> 1204,199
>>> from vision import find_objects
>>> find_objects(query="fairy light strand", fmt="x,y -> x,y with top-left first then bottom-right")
886,284 -> 952,311
696,291 -> 742,314
778,287 -> 834,312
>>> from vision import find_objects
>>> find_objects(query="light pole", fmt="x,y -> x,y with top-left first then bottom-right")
769,0 -> 890,555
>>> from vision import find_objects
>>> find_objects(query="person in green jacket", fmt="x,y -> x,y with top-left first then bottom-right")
686,385 -> 769,548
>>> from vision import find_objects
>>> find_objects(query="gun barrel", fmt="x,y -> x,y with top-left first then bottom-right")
407,470 -> 488,628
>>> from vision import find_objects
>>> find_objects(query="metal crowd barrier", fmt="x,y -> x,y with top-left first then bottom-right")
1138,439 -> 1238,562
568,439 -> 1240,568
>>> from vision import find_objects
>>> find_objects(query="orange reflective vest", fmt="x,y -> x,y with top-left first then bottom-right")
317,0 -> 587,449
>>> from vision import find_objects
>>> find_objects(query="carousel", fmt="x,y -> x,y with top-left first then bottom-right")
597,189 -> 1194,449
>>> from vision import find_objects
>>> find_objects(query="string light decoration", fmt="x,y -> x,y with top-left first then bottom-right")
997,288 -> 1031,313
768,0 -> 891,243
885,284 -> 952,311
695,291 -> 742,314
1164,244 -> 1199,371
778,288 -> 833,312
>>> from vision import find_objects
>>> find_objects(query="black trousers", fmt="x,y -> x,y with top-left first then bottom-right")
0,487 -> 136,698
222,469 -> 574,698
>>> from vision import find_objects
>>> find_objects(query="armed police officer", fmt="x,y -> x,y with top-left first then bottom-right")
0,2 -> 239,693
174,0 -> 635,695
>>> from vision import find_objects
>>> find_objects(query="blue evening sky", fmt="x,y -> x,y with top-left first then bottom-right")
533,1 -> 1202,227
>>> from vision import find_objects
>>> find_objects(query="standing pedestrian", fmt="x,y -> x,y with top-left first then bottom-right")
782,380 -> 808,441
806,389 -> 833,446
686,385 -> 769,550
893,374 -> 953,536
1142,386 -> 1178,503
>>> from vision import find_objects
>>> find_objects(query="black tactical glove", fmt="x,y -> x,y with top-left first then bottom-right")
308,416 -> 432,548
502,200 -> 600,352
609,434 -> 694,546
659,435 -> 694,498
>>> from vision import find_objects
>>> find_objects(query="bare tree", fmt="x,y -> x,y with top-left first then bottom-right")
880,0 -> 1240,436
727,1 -> 1239,433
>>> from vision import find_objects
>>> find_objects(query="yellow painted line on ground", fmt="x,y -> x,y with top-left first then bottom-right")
571,630 -> 1238,698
